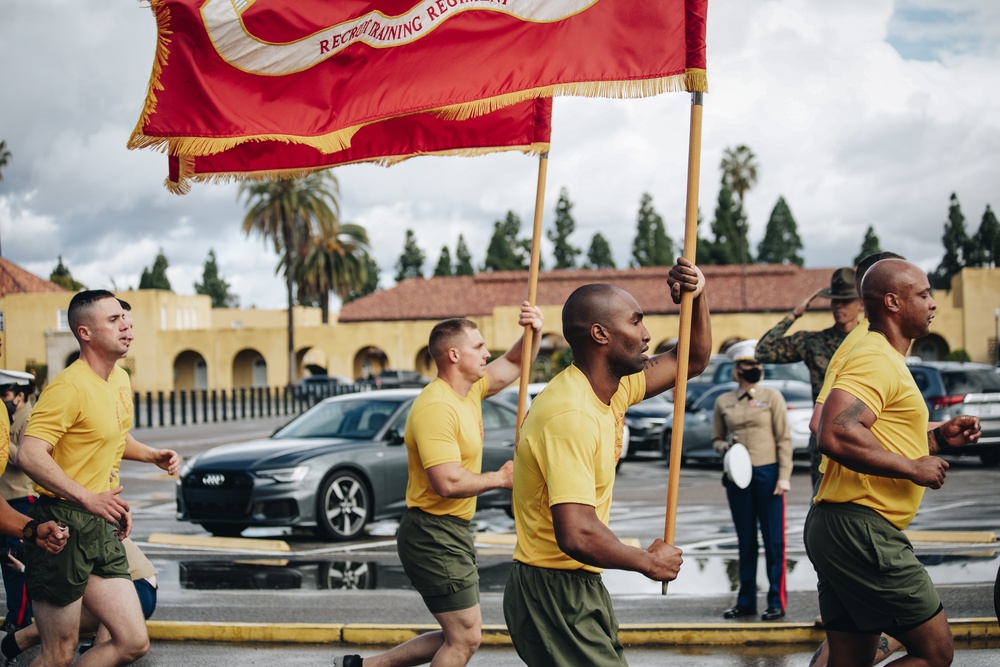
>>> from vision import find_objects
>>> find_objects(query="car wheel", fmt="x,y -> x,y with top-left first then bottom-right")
321,560 -> 376,590
202,523 -> 247,538
980,451 -> 1000,467
316,470 -> 371,541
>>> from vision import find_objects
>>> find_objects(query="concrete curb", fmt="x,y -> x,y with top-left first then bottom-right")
146,618 -> 1000,647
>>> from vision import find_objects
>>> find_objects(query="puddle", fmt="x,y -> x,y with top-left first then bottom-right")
152,552 -> 999,595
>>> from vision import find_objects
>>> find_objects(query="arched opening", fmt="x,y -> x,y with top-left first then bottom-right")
173,350 -> 208,390
233,348 -> 267,388
654,337 -> 678,355
533,332 -> 569,382
65,351 -> 80,367
353,346 -> 388,382
416,347 -> 435,378
296,346 -> 329,379
910,334 -> 949,361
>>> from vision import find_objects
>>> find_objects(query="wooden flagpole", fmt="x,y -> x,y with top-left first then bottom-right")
663,92 -> 704,595
516,151 -> 549,437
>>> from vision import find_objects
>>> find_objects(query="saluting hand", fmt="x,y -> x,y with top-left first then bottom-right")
644,538 -> 683,582
791,288 -> 824,319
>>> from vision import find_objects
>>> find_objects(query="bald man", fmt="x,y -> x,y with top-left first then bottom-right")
805,259 -> 981,667
503,258 -> 712,667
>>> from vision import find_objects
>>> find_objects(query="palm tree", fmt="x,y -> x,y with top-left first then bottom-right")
239,171 -> 341,384
291,225 -> 371,324
0,140 -> 10,185
0,140 -> 11,257
720,144 -> 759,310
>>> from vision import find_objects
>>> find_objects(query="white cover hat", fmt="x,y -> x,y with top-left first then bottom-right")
727,339 -> 759,363
0,370 -> 35,386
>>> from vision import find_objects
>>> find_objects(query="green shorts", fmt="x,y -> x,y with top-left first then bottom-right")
397,508 -> 479,614
804,501 -> 942,635
24,497 -> 130,607
503,561 -> 626,667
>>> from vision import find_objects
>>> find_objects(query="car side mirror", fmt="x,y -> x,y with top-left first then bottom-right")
386,428 -> 405,445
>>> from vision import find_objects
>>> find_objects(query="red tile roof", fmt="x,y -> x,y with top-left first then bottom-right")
338,265 -> 844,322
0,257 -> 69,296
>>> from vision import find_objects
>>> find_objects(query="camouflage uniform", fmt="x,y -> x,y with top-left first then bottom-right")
755,317 -> 850,488
755,318 -> 849,401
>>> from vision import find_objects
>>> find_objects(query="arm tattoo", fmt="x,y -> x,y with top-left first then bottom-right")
643,356 -> 661,370
831,399 -> 867,432
876,635 -> 890,656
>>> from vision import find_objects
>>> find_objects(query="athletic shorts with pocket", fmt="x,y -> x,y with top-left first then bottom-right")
24,497 -> 129,607
397,508 -> 479,614
804,501 -> 942,634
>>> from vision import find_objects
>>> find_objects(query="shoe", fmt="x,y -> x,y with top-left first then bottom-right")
722,606 -> 757,619
3,657 -> 18,667
333,656 -> 363,667
761,608 -> 786,621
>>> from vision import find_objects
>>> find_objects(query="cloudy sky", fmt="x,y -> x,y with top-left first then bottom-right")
1,0 -> 998,310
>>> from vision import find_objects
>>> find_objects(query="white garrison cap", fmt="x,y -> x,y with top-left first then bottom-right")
727,339 -> 759,363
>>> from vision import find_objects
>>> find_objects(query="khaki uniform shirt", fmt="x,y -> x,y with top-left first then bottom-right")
0,402 -> 33,499
712,385 -> 792,481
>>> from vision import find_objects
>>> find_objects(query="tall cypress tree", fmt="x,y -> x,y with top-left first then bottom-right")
547,187 -> 581,269
395,229 -> 425,282
756,196 -> 803,266
482,211 -> 530,271
705,180 -> 748,265
630,193 -> 674,267
139,249 -> 172,290
195,249 -> 238,307
853,226 -> 883,266
49,256 -> 86,291
433,246 -> 453,277
585,233 -> 615,269
454,234 -> 475,276
969,205 -> 1000,269
932,193 -> 970,289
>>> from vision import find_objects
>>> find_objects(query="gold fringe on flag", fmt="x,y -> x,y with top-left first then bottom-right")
164,142 -> 551,194
128,0 -> 172,151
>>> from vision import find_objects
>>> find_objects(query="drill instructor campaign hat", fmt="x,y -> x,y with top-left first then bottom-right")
818,267 -> 859,300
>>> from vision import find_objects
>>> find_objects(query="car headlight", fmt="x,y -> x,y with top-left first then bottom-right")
253,466 -> 310,483
179,455 -> 200,480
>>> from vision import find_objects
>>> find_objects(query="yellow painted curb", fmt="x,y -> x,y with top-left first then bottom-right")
143,618 -> 1000,646
147,532 -> 291,552
904,530 -> 996,543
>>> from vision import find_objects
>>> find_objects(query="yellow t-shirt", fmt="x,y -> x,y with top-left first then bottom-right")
814,331 -> 929,529
814,320 -> 869,476
109,365 -> 134,486
0,403 -> 9,478
24,360 -> 124,498
403,375 -> 490,521
511,365 -> 645,572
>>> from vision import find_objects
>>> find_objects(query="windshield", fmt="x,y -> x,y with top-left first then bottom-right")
713,361 -> 810,384
274,397 -> 407,439
942,369 -> 1000,394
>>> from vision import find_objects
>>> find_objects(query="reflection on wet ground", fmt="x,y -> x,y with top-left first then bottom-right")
168,551 -> 999,594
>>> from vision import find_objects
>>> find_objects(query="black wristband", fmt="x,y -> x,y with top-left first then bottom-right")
932,426 -> 945,450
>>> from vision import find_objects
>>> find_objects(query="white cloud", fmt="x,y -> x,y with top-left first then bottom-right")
1,0 -> 998,308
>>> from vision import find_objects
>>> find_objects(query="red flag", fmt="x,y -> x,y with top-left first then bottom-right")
166,97 -> 552,193
130,0 -> 708,158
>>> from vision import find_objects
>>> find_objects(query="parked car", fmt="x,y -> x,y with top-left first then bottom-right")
906,361 -> 1000,465
495,382 -> 632,463
709,360 -> 810,386
624,394 -> 673,457
176,389 -> 518,540
659,380 -> 814,464
359,369 -> 431,389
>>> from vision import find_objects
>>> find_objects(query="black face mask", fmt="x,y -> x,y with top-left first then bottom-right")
739,367 -> 762,384
3,400 -> 15,420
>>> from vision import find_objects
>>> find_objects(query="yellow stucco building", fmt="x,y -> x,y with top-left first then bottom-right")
1,259 -> 997,393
